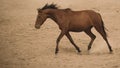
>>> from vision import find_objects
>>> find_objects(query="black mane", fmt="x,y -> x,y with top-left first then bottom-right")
41,3 -> 58,10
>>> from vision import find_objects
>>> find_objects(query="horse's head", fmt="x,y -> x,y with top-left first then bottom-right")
35,3 -> 58,29
35,9 -> 48,29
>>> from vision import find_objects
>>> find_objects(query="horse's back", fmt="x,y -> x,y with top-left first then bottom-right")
67,10 -> 101,32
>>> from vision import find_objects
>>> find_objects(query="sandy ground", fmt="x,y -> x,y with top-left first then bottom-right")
0,0 -> 120,68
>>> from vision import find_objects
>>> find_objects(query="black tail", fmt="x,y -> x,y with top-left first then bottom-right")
97,13 -> 108,37
101,18 -> 108,37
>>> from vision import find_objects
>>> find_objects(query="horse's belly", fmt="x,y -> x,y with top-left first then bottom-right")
69,29 -> 83,32
69,23 -> 92,32
69,20 -> 92,32
69,26 -> 85,32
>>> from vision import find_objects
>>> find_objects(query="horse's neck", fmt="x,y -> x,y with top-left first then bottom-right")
48,9 -> 60,24
50,15 -> 58,23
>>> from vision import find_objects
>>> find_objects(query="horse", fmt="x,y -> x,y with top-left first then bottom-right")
35,4 -> 113,54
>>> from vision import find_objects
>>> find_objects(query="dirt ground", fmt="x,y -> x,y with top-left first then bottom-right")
0,0 -> 120,68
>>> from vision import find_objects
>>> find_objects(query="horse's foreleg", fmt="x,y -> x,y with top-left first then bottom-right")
55,31 -> 65,54
65,32 -> 81,53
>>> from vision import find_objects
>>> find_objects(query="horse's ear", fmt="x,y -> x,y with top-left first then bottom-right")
41,3 -> 48,10
37,8 -> 42,13
51,2 -> 56,6
45,3 -> 48,7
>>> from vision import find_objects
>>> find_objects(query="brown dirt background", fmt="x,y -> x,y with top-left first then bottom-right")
0,0 -> 120,68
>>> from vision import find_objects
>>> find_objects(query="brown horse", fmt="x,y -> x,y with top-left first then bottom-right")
35,4 -> 113,54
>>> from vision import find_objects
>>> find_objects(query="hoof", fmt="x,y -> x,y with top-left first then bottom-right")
77,49 -> 82,55
109,50 -> 113,54
55,48 -> 59,55
55,51 -> 58,55
77,52 -> 82,55
77,48 -> 81,53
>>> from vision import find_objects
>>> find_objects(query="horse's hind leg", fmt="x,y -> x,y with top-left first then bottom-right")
94,26 -> 113,53
103,36 -> 113,53
65,32 -> 81,53
85,29 -> 96,51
